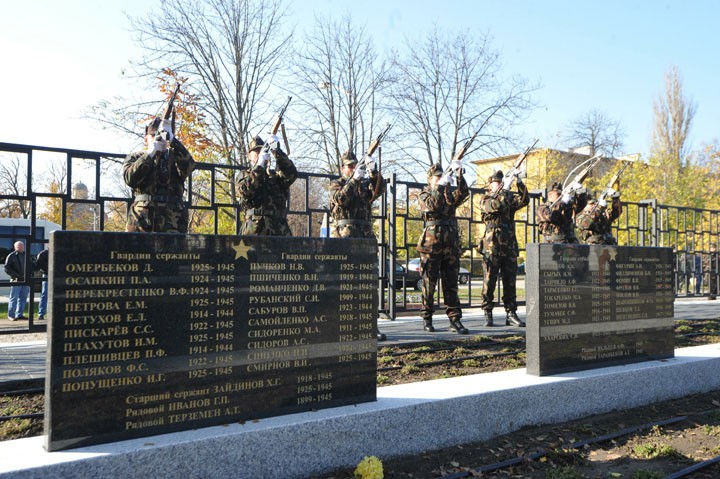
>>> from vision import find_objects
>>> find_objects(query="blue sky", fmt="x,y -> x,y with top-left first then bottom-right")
2,0 -> 717,158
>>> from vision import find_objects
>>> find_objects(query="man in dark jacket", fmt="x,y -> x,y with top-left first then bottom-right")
4,241 -> 29,320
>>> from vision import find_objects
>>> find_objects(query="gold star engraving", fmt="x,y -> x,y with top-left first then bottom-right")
607,247 -> 618,261
232,240 -> 252,260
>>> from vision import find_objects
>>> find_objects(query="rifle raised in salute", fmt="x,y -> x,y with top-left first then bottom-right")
550,153 -> 603,207
493,139 -> 538,195
357,123 -> 392,201
597,160 -> 630,206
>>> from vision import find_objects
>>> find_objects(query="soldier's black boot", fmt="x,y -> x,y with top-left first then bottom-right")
377,329 -> 387,341
505,311 -> 525,327
483,310 -> 494,327
449,319 -> 469,335
423,319 -> 435,332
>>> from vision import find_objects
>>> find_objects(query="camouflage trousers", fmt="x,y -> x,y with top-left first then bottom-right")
708,273 -> 718,296
126,203 -> 189,233
480,254 -> 519,312
419,251 -> 462,322
241,215 -> 292,236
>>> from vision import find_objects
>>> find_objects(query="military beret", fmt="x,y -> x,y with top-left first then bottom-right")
248,136 -> 265,152
341,150 -> 358,166
711,243 -> 717,249
427,163 -> 443,177
487,170 -> 503,183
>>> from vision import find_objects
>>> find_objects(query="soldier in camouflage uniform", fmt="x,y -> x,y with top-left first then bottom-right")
123,117 -> 195,233
416,161 -> 470,334
478,170 -> 528,327
537,182 -> 587,244
237,134 -> 297,236
329,150 -> 386,341
703,243 -> 718,300
575,190 -> 621,245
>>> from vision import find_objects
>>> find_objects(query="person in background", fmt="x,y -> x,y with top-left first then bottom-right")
34,247 -> 49,320
4,241 -> 29,321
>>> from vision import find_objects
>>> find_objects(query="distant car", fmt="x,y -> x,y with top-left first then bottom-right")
406,258 -> 471,289
384,261 -> 422,290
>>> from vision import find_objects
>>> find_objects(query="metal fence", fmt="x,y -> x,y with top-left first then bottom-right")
1,142 -> 718,334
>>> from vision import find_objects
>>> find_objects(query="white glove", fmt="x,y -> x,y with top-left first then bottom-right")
146,139 -> 166,156
449,159 -> 462,172
606,187 -> 616,196
561,193 -> 573,204
364,155 -> 376,172
569,181 -> 582,191
437,173 -> 451,187
514,166 -> 525,178
264,133 -> 280,150
353,164 -> 367,180
160,119 -> 174,142
598,198 -> 608,207
256,150 -> 270,168
502,174 -> 513,190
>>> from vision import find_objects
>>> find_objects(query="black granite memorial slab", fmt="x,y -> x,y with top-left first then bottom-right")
45,231 -> 378,451
526,243 -> 674,376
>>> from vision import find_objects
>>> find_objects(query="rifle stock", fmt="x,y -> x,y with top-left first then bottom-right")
598,161 -> 630,203
365,123 -> 393,158
497,139 -> 538,193
270,96 -> 292,136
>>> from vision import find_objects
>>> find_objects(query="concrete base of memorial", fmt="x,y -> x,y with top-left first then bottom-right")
2,343 -> 719,479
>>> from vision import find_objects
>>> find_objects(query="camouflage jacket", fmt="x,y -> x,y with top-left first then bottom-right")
123,138 -> 195,203
575,197 -> 621,245
537,192 -> 587,243
328,170 -> 385,239
416,174 -> 469,255
237,149 -> 297,236
477,181 -> 529,258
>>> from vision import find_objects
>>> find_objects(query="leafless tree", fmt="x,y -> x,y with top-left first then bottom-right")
0,155 -> 30,218
652,65 -> 697,166
387,28 -> 538,182
563,109 -> 625,157
126,0 -> 292,168
286,15 -> 391,175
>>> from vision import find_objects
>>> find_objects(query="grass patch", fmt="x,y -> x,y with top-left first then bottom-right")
376,374 -> 391,385
632,442 -> 681,459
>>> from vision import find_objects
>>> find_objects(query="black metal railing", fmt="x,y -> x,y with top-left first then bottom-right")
1,142 -> 719,334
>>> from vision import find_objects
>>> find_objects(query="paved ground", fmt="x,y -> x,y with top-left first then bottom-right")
1,298 -> 718,384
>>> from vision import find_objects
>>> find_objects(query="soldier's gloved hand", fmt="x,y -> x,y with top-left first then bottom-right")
450,159 -> 462,172
606,187 -> 616,197
256,150 -> 270,168
569,180 -> 582,191
160,119 -> 174,142
364,155 -> 376,172
353,164 -> 367,181
502,174 -> 513,190
264,133 -> 280,150
598,198 -> 608,207
146,139 -> 166,156
561,193 -> 573,204
437,173 -> 452,187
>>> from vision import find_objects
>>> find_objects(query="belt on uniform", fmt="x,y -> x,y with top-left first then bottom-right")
336,219 -> 371,227
250,208 -> 287,219
425,219 -> 454,227
134,194 -> 183,203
